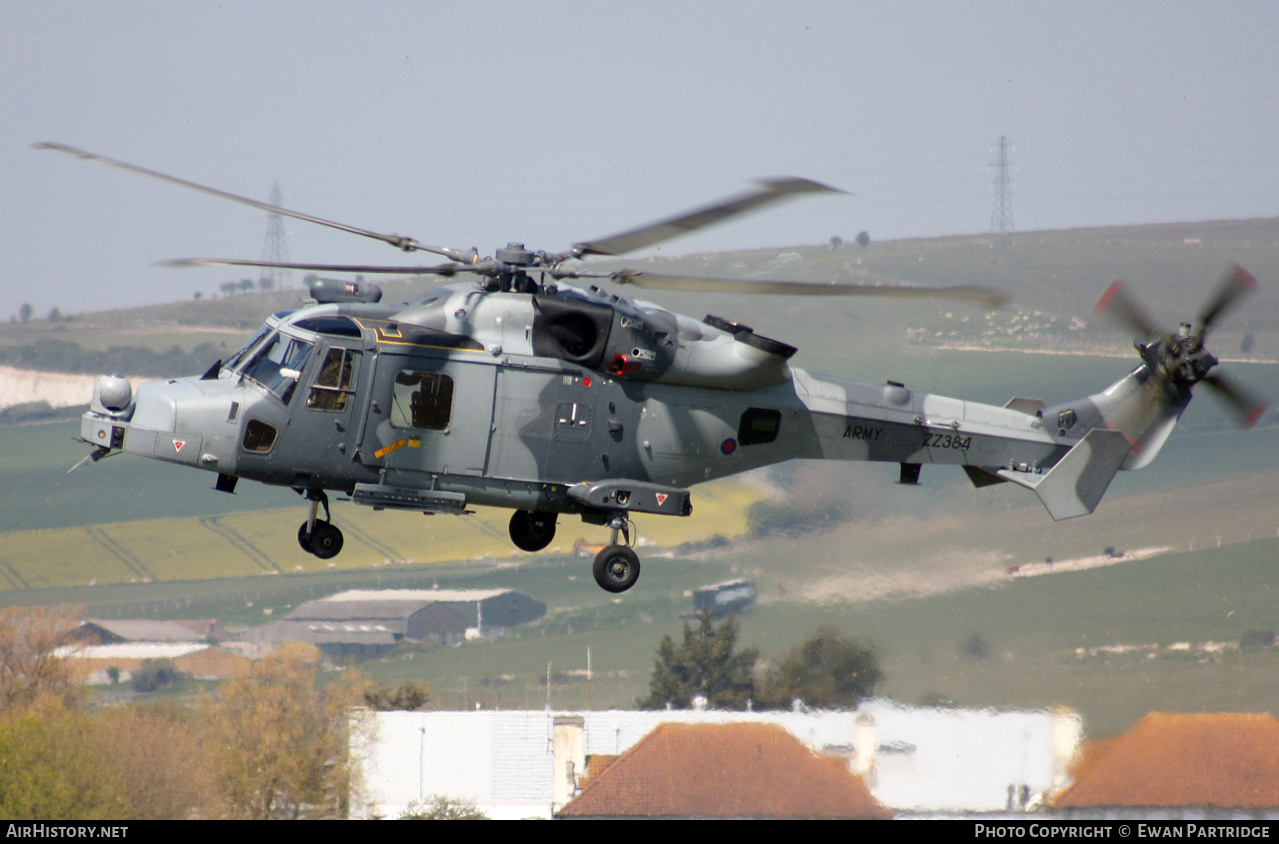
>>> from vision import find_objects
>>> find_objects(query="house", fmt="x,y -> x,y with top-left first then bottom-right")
857,700 -> 1081,813
1052,712 -> 1279,818
556,721 -> 892,819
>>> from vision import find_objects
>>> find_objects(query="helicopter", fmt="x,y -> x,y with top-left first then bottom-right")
40,142 -> 1266,593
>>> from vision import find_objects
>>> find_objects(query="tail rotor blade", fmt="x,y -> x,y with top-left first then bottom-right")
1197,264 -> 1257,337
1202,372 -> 1268,428
1095,279 -> 1163,339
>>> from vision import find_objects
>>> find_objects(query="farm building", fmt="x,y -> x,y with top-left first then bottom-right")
295,589 -> 547,638
57,642 -> 250,683
71,618 -> 228,645
236,588 -> 545,660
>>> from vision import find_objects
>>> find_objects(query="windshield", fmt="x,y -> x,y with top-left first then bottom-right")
241,332 -> 314,403
225,324 -> 274,373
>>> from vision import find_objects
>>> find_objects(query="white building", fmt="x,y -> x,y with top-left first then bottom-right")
352,702 -> 1080,819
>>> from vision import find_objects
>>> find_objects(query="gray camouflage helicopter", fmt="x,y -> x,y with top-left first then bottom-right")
41,142 -> 1265,593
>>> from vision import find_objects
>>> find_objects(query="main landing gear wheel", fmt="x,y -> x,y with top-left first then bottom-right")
593,546 -> 641,593
508,510 -> 557,552
306,521 -> 344,559
297,489 -> 343,559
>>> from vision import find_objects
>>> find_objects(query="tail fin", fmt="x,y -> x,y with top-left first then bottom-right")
997,428 -> 1132,520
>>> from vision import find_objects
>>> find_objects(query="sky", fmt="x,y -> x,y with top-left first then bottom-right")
3,1 -> 1278,315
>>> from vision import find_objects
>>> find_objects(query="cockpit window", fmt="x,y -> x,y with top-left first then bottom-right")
307,348 -> 360,411
242,333 -> 314,403
225,325 -> 273,373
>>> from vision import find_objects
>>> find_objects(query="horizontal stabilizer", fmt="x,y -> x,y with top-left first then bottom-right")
962,465 -> 1006,488
996,428 -> 1132,520
1003,397 -> 1047,416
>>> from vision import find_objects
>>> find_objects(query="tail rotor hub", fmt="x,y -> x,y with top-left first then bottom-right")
1100,266 -> 1267,427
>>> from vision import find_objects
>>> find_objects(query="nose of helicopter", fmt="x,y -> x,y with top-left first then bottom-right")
82,374 -> 218,468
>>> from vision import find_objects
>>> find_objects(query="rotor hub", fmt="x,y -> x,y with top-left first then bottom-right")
495,242 -> 534,266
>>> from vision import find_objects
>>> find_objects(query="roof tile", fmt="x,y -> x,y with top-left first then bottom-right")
1054,712 -> 1279,808
558,721 -> 891,819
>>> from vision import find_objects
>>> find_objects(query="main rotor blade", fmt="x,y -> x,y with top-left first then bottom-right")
1201,371 -> 1268,428
564,270 -> 1006,309
570,177 -> 843,258
35,142 -> 479,264
162,258 -> 490,276
1197,264 -> 1256,337
1095,279 -> 1164,339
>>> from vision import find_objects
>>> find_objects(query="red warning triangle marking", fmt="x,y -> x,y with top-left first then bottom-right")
173,439 -> 186,452
655,493 -> 668,506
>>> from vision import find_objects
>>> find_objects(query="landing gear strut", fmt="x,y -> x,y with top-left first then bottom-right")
592,515 -> 640,593
508,510 -> 557,552
297,490 -> 344,560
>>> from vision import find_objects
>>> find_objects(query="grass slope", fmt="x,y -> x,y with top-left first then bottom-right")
0,474 -> 760,591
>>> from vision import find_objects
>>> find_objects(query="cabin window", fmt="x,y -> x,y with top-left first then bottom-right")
391,371 -> 454,431
307,348 -> 360,412
738,407 -> 782,446
242,419 -> 278,452
242,333 -> 314,403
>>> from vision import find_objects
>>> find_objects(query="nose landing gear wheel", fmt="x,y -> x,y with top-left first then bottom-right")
593,545 -> 640,593
508,510 -> 557,552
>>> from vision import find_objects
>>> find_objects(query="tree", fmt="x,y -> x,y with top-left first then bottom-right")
400,795 -> 487,820
0,708 -> 132,819
89,703 -> 213,819
18,303 -> 32,323
0,605 -> 83,711
638,610 -> 758,710
363,679 -> 429,711
855,230 -> 870,248
129,658 -> 177,693
758,627 -> 882,710
201,642 -> 366,819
